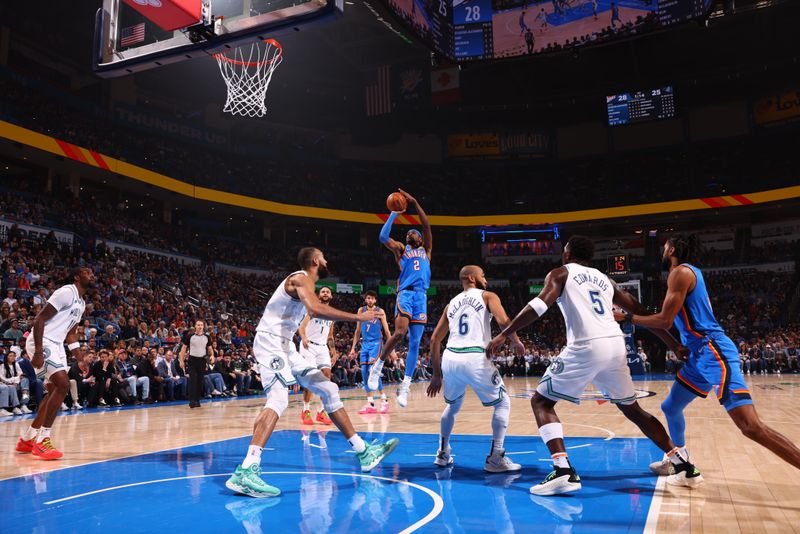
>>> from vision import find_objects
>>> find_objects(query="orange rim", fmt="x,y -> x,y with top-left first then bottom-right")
213,39 -> 282,67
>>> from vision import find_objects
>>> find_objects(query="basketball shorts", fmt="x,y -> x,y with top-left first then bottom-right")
26,335 -> 67,381
443,349 -> 506,406
676,334 -> 752,411
537,336 -> 636,405
396,289 -> 427,324
300,342 -> 332,370
253,331 -> 316,391
359,340 -> 382,365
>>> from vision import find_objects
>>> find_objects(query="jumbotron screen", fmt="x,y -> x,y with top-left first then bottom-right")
384,0 -> 713,61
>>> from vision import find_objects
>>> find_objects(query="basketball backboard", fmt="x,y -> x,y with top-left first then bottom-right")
93,0 -> 343,78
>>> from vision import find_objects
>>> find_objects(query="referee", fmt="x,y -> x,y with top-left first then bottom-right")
179,319 -> 213,409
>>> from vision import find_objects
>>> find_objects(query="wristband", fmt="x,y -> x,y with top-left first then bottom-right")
68,342 -> 81,351
528,297 -> 549,317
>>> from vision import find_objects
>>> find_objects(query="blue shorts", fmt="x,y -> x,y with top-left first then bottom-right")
396,289 -> 427,324
360,340 -> 382,365
676,334 -> 752,411
361,363 -> 383,392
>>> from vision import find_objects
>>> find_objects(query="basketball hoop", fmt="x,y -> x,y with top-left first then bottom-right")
214,38 -> 283,118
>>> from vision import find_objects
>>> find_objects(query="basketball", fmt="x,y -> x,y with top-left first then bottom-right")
387,192 -> 407,213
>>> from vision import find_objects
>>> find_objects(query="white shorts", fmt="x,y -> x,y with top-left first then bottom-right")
253,331 -> 316,391
442,349 -> 506,406
300,342 -> 332,370
536,336 -> 636,405
26,335 -> 68,381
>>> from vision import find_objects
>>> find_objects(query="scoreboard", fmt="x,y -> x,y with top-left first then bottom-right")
452,0 -> 493,60
607,254 -> 629,276
607,86 -> 676,126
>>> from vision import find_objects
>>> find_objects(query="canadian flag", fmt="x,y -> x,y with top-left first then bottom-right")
431,66 -> 460,105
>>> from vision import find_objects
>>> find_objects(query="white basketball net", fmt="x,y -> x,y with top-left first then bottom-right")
214,39 -> 283,118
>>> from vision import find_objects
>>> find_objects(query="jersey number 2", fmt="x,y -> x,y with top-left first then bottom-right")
413,259 -> 420,271
589,290 -> 605,315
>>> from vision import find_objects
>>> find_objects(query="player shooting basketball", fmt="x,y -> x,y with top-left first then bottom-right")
368,189 -> 432,408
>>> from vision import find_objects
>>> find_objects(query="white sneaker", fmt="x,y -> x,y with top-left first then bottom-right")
211,389 -> 222,396
60,403 -> 69,411
0,409 -> 13,418
434,448 -> 454,467
485,449 -> 522,473
530,467 -> 581,496
397,382 -> 410,408
666,462 -> 704,488
21,395 -> 30,405
12,407 -> 23,415
649,457 -> 675,476
20,405 -> 32,414
367,360 -> 384,391
99,398 -> 107,406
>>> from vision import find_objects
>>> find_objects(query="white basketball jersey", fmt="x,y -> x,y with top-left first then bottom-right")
305,315 -> 333,345
43,284 -> 85,343
256,271 -> 309,340
445,288 -> 493,351
556,263 -> 622,345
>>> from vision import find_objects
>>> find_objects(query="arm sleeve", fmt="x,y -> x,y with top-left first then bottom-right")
379,212 -> 399,244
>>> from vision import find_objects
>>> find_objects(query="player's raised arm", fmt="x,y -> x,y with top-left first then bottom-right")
426,305 -> 450,398
626,266 -> 695,330
379,211 -> 405,261
294,276 -> 382,323
612,281 -> 683,352
399,189 -> 432,259
486,266 -> 568,355
483,292 -> 525,356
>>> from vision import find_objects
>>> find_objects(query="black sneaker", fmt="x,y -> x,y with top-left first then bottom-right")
529,466 -> 581,496
667,461 -> 704,488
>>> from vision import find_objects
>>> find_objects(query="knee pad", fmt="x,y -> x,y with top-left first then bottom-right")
264,387 -> 289,417
299,371 -> 343,413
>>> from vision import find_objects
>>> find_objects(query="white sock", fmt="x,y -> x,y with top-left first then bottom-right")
552,452 -> 569,468
37,427 -> 52,442
668,446 -> 689,464
303,401 -> 311,411
491,395 -> 510,455
23,426 -> 38,441
367,395 -> 374,406
348,434 -> 366,454
401,376 -> 411,386
242,445 -> 263,469
372,359 -> 384,374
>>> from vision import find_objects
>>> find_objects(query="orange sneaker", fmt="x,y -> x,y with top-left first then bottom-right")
315,411 -> 332,425
16,438 -> 35,453
301,409 -> 314,425
31,438 -> 63,460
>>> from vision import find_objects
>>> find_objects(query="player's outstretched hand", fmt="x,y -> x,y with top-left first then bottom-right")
398,189 -> 417,205
509,337 -> 525,356
486,334 -> 506,356
427,373 -> 442,398
676,345 -> 690,361
357,307 -> 384,323
612,310 -> 627,322
31,348 -> 44,370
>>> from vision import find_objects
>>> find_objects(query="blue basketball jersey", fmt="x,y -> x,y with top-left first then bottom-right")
360,306 -> 383,343
673,264 -> 724,346
397,245 -> 431,291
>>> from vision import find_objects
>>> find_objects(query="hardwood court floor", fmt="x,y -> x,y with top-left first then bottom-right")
2,373 -> 799,532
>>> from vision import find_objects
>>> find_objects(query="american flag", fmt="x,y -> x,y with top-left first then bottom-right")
120,23 -> 145,47
365,65 -> 392,117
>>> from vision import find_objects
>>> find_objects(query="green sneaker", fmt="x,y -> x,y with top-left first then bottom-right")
226,464 -> 281,498
357,438 -> 400,472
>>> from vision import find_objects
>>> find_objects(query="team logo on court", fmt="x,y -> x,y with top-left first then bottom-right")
549,359 -> 564,375
491,371 -> 501,386
133,0 -> 162,7
269,356 -> 285,371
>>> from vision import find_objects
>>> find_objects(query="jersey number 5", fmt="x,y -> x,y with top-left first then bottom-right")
588,290 -> 605,315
